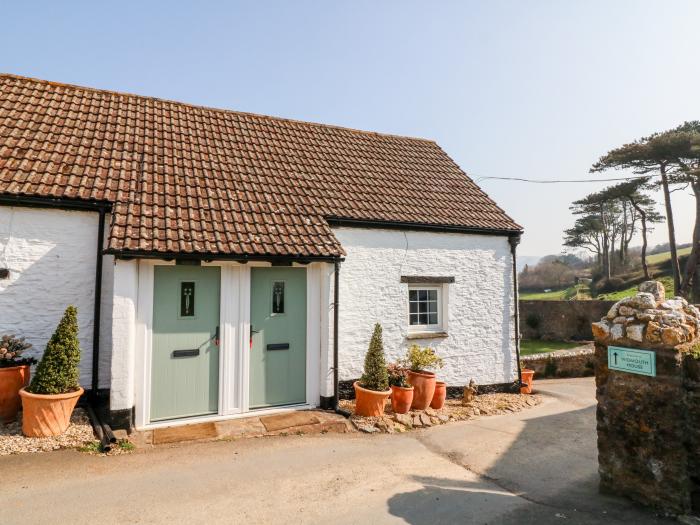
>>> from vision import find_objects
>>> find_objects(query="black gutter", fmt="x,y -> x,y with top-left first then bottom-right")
333,259 -> 351,418
0,193 -> 112,212
326,216 -> 523,237
109,249 -> 343,264
509,234 -> 523,389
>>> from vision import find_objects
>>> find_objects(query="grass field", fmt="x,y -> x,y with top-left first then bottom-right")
596,275 -> 675,301
520,340 -> 583,356
520,288 -> 568,300
520,284 -> 591,301
646,246 -> 691,265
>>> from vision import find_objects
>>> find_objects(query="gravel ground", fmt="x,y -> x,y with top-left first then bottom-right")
0,408 -> 95,455
340,392 -> 542,433
443,392 -> 543,419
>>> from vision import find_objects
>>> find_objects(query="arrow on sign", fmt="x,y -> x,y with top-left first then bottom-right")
613,352 -> 618,365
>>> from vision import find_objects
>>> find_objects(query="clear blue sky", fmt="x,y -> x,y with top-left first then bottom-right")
2,0 -> 698,256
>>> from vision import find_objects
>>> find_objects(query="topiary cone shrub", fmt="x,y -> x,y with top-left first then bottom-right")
20,306 -> 84,437
28,305 -> 81,395
360,323 -> 389,392
354,323 -> 391,417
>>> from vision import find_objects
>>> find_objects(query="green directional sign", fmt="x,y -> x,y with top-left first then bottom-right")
608,346 -> 656,377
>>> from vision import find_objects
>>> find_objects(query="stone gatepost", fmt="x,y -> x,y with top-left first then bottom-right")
592,281 -> 700,515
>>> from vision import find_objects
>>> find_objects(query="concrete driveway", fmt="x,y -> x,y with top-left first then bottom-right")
1,378 -> 671,524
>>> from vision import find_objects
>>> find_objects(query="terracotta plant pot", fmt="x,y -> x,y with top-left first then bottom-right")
407,370 -> 436,410
0,365 -> 30,423
520,369 -> 535,394
430,381 -> 447,410
390,385 -> 414,414
353,381 -> 391,417
19,386 -> 84,437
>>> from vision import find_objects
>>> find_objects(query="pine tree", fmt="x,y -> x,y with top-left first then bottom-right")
28,306 -> 81,395
360,323 -> 389,391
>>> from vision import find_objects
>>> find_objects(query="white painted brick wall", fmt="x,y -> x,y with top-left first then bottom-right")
333,227 -> 516,386
0,206 -> 113,388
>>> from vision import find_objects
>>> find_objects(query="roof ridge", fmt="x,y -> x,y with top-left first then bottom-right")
0,72 -> 438,145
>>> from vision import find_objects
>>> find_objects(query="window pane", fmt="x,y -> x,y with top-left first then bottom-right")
428,313 -> 438,325
418,290 -> 427,301
419,302 -> 427,313
409,302 -> 418,313
428,301 -> 437,313
409,290 -> 418,301
410,314 -> 420,325
419,313 -> 428,324
428,290 -> 437,301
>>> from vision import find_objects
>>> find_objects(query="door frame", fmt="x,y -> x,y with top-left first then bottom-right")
133,260 -> 322,429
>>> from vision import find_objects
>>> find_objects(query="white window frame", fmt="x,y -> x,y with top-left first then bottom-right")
407,284 -> 446,333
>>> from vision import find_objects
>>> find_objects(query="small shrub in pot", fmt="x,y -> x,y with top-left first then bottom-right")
405,345 -> 443,410
387,362 -> 413,414
405,344 -> 443,373
20,306 -> 85,437
0,335 -> 35,423
353,324 -> 391,417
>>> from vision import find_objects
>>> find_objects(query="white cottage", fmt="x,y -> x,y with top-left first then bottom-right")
0,74 -> 523,430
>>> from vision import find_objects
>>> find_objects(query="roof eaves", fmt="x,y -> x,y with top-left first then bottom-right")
325,216 -> 524,236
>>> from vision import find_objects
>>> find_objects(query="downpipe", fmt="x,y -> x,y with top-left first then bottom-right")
86,402 -> 112,453
509,234 -> 525,391
332,259 -> 352,418
86,207 -> 118,451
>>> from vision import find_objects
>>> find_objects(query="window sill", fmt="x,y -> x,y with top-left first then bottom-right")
406,331 -> 448,340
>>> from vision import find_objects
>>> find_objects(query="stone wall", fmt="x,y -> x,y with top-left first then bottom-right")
593,281 -> 700,515
520,300 -> 614,341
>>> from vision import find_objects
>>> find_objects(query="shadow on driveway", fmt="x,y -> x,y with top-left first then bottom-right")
388,386 -> 673,524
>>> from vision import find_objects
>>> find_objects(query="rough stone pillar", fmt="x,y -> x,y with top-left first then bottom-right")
592,281 -> 700,515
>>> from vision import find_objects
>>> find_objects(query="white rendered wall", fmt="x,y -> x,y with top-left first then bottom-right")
109,259 -> 138,411
0,206 -> 113,388
333,227 -> 516,386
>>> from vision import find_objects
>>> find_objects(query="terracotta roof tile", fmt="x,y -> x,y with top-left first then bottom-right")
0,74 -> 521,258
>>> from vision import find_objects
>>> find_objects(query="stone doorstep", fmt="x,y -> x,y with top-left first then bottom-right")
130,410 -> 352,447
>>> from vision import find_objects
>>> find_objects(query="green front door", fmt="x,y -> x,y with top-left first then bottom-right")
151,266 -> 221,422
250,267 -> 307,409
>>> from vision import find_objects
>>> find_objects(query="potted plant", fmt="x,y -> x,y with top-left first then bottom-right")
19,306 -> 84,437
520,363 -> 535,395
430,381 -> 447,410
353,323 -> 392,417
387,362 -> 413,414
0,335 -> 36,423
405,344 -> 443,410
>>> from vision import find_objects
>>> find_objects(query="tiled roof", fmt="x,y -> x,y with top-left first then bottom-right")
0,74 -> 521,258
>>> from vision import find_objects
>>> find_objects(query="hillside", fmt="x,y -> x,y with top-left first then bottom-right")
520,247 -> 690,301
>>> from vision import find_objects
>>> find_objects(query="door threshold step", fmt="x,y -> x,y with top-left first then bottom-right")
134,410 -> 352,447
